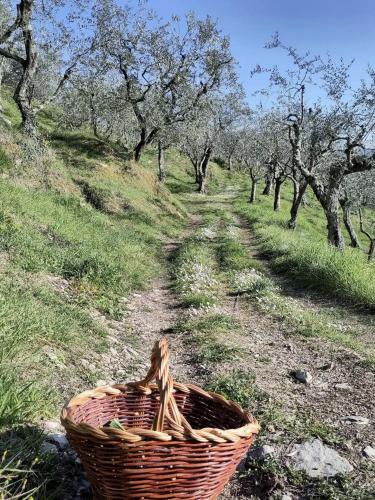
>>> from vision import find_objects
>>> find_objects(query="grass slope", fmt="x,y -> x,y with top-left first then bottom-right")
0,92 -> 187,437
236,182 -> 375,311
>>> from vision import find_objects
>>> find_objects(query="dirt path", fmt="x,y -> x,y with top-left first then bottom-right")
60,191 -> 374,499
177,193 -> 374,498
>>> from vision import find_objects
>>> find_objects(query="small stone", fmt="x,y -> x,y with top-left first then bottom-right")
40,441 -> 59,455
78,478 -> 91,493
267,424 -> 276,433
335,383 -> 352,391
43,420 -> 64,433
248,445 -> 275,460
236,457 -> 247,472
318,361 -> 335,371
281,495 -> 293,500
125,345 -> 139,357
342,415 -> 369,425
290,439 -> 353,478
48,433 -> 69,450
284,343 -> 295,353
315,381 -> 329,390
292,370 -> 313,384
363,446 -> 375,460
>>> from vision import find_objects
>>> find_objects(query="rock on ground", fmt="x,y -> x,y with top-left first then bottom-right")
341,415 -> 370,425
363,446 -> 375,460
290,439 -> 353,478
248,445 -> 275,460
291,369 -> 313,384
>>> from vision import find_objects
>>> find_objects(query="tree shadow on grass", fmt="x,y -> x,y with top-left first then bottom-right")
50,132 -> 131,169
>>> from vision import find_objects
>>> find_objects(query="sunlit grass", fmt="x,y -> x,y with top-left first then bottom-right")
236,184 -> 375,310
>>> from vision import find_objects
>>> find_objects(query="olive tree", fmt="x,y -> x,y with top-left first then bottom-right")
236,128 -> 267,203
255,35 -> 375,248
94,1 -> 236,163
0,0 -> 12,123
0,0 -> 94,136
342,169 -> 375,256
180,92 -> 246,193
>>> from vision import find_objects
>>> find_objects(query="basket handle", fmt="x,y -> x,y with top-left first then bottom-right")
136,338 -> 186,433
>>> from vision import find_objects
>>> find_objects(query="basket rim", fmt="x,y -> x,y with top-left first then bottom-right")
61,381 -> 260,443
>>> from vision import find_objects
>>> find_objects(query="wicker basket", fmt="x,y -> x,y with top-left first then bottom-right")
61,338 -> 260,499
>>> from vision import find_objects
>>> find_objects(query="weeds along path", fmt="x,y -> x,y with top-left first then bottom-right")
94,219 -> 203,389
171,190 -> 375,499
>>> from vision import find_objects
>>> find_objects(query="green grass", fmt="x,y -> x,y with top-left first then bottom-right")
236,185 -> 375,311
174,312 -> 242,364
256,289 -> 375,368
217,235 -> 261,272
177,313 -> 240,335
206,370 -> 268,408
194,343 -> 240,363
0,89 -> 188,443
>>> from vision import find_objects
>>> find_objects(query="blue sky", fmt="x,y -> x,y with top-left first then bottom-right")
147,0 -> 375,105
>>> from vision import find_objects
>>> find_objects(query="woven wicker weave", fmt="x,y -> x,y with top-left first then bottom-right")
61,338 -> 260,499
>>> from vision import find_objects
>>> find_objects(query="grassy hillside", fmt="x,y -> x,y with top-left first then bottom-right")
0,94 -> 191,435
236,182 -> 375,311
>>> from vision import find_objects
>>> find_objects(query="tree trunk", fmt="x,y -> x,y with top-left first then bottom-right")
369,240 -> 375,262
0,58 -> 4,114
194,163 -> 199,184
262,177 -> 273,195
89,95 -> 99,138
273,179 -> 283,211
288,180 -> 308,229
228,155 -> 232,171
14,0 -> 38,136
198,148 -> 211,194
158,141 -> 166,182
14,76 -> 38,136
198,170 -> 206,193
249,179 -> 257,203
325,193 -> 344,249
133,132 -> 146,162
340,200 -> 360,248
292,179 -> 299,206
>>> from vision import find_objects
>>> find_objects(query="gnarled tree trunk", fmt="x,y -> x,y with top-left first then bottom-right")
198,147 -> 211,194
288,179 -> 308,229
13,0 -> 38,136
292,178 -> 299,205
158,141 -> 167,182
262,177 -> 273,195
324,188 -> 344,249
133,128 -> 147,162
340,199 -> 360,248
133,127 -> 158,163
273,178 -> 283,211
249,179 -> 257,203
